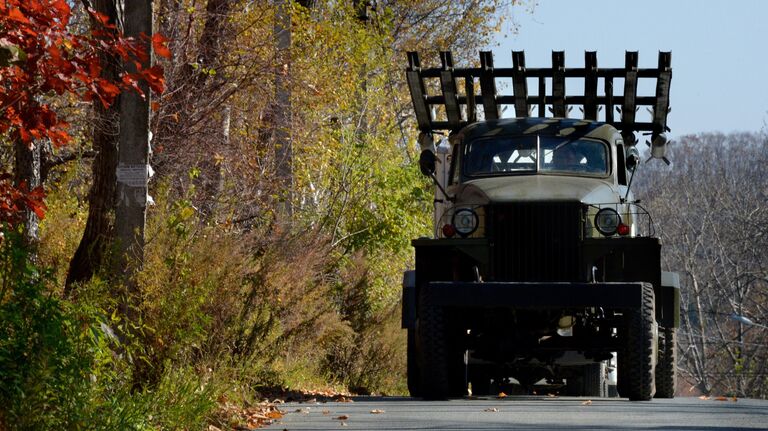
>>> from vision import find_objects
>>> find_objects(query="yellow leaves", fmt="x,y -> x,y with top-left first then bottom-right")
497,391 -> 507,398
581,400 -> 592,406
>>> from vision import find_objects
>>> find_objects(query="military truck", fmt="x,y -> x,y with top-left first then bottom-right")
401,51 -> 680,401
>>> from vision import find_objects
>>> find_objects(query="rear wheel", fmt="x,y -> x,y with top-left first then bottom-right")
567,363 -> 607,397
618,283 -> 657,401
654,327 -> 677,398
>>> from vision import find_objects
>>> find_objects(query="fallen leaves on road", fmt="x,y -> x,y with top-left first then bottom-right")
213,397 -> 285,429
699,395 -> 738,402
484,407 -> 499,412
335,415 -> 350,420
370,409 -> 385,414
497,392 -> 507,398
547,393 -> 559,398
581,400 -> 592,406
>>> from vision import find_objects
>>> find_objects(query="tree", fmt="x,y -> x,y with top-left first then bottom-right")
65,1 -> 168,291
637,132 -> 768,398
0,0 -> 166,249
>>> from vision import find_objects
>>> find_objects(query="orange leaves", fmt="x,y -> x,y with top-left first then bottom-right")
152,33 -> 171,59
699,395 -> 739,402
7,7 -> 31,24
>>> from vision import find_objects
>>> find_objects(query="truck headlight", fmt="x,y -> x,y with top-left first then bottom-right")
452,208 -> 479,237
595,208 -> 621,236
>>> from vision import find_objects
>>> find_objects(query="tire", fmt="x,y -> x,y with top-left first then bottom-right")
407,328 -> 421,397
583,362 -> 608,397
417,287 -> 465,399
617,283 -> 657,401
654,327 -> 677,398
567,363 -> 607,397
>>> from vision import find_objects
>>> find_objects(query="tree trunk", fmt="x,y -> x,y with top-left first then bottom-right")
13,136 -> 41,247
65,0 -> 121,293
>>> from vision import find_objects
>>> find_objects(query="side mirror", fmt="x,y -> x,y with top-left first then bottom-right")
647,133 -> 671,165
626,147 -> 640,171
419,149 -> 437,176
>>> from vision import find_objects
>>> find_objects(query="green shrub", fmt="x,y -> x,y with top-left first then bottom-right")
0,229 -> 95,429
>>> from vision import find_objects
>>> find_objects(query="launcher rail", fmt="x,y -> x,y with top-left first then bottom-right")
406,51 -> 672,143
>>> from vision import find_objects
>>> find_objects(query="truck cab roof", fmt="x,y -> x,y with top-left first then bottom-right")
455,118 -> 618,145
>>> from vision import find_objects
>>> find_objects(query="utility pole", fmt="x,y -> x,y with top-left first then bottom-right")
273,0 -> 292,214
115,1 -> 152,282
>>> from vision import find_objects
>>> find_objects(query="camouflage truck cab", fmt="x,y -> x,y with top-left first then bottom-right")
402,51 -> 679,401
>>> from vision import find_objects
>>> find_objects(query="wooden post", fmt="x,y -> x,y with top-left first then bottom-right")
274,0 -> 293,213
115,0 -> 152,277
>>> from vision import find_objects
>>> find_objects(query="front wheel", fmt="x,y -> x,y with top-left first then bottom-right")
618,283 -> 657,401
417,287 -> 466,399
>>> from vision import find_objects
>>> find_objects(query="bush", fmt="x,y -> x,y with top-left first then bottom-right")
0,229 -> 219,430
0,229 -> 95,429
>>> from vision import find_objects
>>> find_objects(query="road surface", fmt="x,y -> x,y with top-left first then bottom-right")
265,396 -> 768,430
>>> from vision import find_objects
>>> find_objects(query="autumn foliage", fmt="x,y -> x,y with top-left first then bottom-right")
0,0 -> 168,227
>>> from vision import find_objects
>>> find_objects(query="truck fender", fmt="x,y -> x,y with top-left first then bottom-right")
660,271 -> 681,328
402,270 -> 416,329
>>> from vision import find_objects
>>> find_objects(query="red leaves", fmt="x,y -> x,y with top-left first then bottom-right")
141,65 -> 166,94
1,0 -> 168,227
97,78 -> 121,100
1,0 -> 168,138
152,33 -> 172,59
7,7 -> 31,24
87,8 -> 115,29
0,175 -> 47,226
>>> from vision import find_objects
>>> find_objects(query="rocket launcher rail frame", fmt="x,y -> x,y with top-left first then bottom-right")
406,51 -> 672,143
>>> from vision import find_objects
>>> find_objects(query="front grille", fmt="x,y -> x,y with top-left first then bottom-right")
489,202 -> 583,282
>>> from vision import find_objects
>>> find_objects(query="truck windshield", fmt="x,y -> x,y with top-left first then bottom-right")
463,136 -> 608,177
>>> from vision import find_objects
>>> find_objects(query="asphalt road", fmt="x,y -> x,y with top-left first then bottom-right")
265,396 -> 768,430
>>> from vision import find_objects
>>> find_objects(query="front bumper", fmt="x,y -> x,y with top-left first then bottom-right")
402,279 -> 647,329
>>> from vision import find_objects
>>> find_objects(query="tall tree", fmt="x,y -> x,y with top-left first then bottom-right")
65,0 -> 122,290
1,0 -> 157,251
66,0 -> 166,291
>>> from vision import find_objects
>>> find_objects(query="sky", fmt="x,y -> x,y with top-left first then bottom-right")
489,0 -> 768,139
